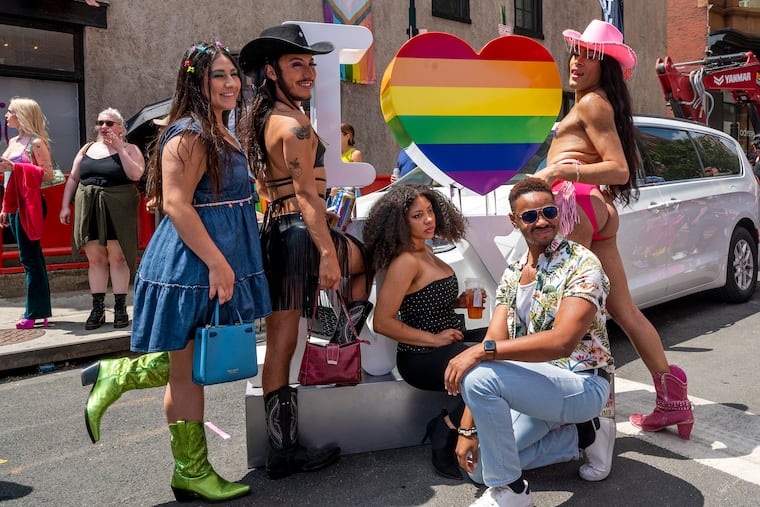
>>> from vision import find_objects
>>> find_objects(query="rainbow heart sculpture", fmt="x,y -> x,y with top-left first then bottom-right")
381,32 -> 562,195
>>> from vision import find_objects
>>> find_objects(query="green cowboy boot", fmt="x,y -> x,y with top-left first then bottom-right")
169,420 -> 250,502
81,352 -> 170,443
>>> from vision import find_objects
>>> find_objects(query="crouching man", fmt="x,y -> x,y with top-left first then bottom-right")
444,177 -> 616,507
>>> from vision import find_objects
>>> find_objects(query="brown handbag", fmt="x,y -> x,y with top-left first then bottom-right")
298,288 -> 369,386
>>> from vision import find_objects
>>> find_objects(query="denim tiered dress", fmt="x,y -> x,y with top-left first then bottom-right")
130,119 -> 272,353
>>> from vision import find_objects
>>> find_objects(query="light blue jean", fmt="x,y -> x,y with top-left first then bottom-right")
461,360 -> 610,487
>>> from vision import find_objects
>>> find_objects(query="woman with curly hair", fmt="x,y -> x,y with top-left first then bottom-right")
363,184 -> 486,481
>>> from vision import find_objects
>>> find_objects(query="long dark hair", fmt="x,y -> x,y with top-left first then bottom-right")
240,63 -> 275,181
599,56 -> 639,206
240,55 -> 305,181
146,42 -> 242,209
362,185 -> 467,273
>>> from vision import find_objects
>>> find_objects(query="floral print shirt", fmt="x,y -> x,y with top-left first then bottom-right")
495,235 -> 613,373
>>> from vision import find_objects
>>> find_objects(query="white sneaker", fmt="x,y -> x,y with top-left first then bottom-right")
468,481 -> 533,507
579,417 -> 616,481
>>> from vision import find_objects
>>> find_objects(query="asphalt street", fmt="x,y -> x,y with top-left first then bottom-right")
2,288 -> 760,506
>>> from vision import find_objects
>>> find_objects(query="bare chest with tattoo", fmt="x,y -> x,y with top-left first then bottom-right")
261,114 -> 327,209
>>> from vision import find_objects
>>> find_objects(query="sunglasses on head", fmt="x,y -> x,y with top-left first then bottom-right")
96,120 -> 116,127
518,205 -> 559,224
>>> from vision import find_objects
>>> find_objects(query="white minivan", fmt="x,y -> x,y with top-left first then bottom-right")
353,115 -> 759,349
352,115 -> 759,374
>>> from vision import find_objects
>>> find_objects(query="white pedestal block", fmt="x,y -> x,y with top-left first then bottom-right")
245,371 -> 451,468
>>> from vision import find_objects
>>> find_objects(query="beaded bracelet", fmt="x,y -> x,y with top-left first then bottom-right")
457,426 -> 478,437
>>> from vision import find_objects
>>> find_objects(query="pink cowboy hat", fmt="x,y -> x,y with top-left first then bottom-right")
563,19 -> 637,78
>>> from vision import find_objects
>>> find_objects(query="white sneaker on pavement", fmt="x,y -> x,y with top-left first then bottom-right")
468,481 -> 533,507
579,417 -> 616,481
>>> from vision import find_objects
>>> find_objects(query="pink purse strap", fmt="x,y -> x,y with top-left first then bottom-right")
307,286 -> 361,343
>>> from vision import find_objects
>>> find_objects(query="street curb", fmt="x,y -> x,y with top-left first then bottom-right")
0,333 -> 131,372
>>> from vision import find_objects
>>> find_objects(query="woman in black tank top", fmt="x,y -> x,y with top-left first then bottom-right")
59,108 -> 145,330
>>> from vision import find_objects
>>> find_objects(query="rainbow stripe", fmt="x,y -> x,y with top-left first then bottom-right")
324,0 -> 377,84
381,33 -> 561,194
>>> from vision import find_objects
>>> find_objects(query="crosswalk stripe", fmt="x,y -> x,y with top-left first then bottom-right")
614,377 -> 760,485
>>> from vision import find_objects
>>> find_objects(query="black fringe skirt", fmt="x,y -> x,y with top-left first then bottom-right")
260,210 -> 368,317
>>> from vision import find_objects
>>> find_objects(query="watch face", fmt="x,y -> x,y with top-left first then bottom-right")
484,340 -> 496,352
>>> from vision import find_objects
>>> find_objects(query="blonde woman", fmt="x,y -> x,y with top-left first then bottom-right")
60,108 -> 144,329
0,97 -> 54,329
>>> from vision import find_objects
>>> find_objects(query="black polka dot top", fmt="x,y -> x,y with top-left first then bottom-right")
398,274 -> 464,353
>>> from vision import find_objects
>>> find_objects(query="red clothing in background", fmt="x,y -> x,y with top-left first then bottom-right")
2,162 -> 45,240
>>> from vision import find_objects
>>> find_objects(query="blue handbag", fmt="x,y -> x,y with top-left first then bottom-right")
192,301 -> 258,385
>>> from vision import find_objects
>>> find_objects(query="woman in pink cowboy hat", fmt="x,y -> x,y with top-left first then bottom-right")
535,19 -> 694,441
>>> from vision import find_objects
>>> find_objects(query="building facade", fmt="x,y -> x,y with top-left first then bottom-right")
664,0 -> 760,149
1,0 -> 667,175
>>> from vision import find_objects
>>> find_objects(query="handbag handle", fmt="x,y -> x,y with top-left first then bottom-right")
211,300 -> 244,327
307,287 -> 360,343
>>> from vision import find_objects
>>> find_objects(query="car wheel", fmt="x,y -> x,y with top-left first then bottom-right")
719,227 -> 757,303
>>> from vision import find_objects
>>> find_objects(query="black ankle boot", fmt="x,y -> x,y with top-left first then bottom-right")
422,409 -> 463,480
113,294 -> 129,328
85,293 -> 106,330
264,386 -> 341,479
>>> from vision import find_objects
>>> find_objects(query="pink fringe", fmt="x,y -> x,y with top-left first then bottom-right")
555,181 -> 579,237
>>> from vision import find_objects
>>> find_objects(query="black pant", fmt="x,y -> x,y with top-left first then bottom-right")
397,327 -> 487,392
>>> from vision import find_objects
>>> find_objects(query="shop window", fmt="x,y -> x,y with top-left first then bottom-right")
514,0 -> 543,39
432,0 -> 471,24
0,24 -> 74,71
0,21 -> 82,171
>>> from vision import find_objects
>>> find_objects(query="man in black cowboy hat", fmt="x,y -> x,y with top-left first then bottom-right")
239,24 -> 370,480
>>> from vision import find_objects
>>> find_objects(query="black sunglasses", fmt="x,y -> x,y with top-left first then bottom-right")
96,120 -> 116,127
518,205 -> 559,224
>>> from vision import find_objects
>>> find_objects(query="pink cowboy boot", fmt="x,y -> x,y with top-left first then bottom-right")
629,365 -> 694,440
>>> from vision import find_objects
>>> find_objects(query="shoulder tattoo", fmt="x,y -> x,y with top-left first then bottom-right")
291,125 -> 311,140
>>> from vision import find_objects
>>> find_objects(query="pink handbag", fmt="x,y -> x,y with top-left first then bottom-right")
298,289 -> 369,386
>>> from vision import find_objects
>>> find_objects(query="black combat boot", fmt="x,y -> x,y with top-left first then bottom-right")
85,293 -> 106,330
113,293 -> 129,328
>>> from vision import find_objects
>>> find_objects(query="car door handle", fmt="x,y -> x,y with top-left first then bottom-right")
648,202 -> 664,209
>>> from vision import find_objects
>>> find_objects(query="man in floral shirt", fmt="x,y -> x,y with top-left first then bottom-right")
444,178 -> 615,507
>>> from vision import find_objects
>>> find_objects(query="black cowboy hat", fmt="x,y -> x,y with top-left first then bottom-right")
239,23 -> 334,75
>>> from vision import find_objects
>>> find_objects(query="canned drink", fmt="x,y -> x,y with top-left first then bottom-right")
327,189 -> 344,228
334,188 -> 356,231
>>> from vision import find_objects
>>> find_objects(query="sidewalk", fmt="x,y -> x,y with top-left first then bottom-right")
0,291 -> 131,372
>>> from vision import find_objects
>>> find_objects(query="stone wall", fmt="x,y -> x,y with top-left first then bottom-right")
82,0 -> 668,176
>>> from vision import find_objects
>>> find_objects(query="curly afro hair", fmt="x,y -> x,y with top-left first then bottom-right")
362,185 -> 466,272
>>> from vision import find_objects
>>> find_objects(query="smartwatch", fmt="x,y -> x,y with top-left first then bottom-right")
484,340 -> 496,361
